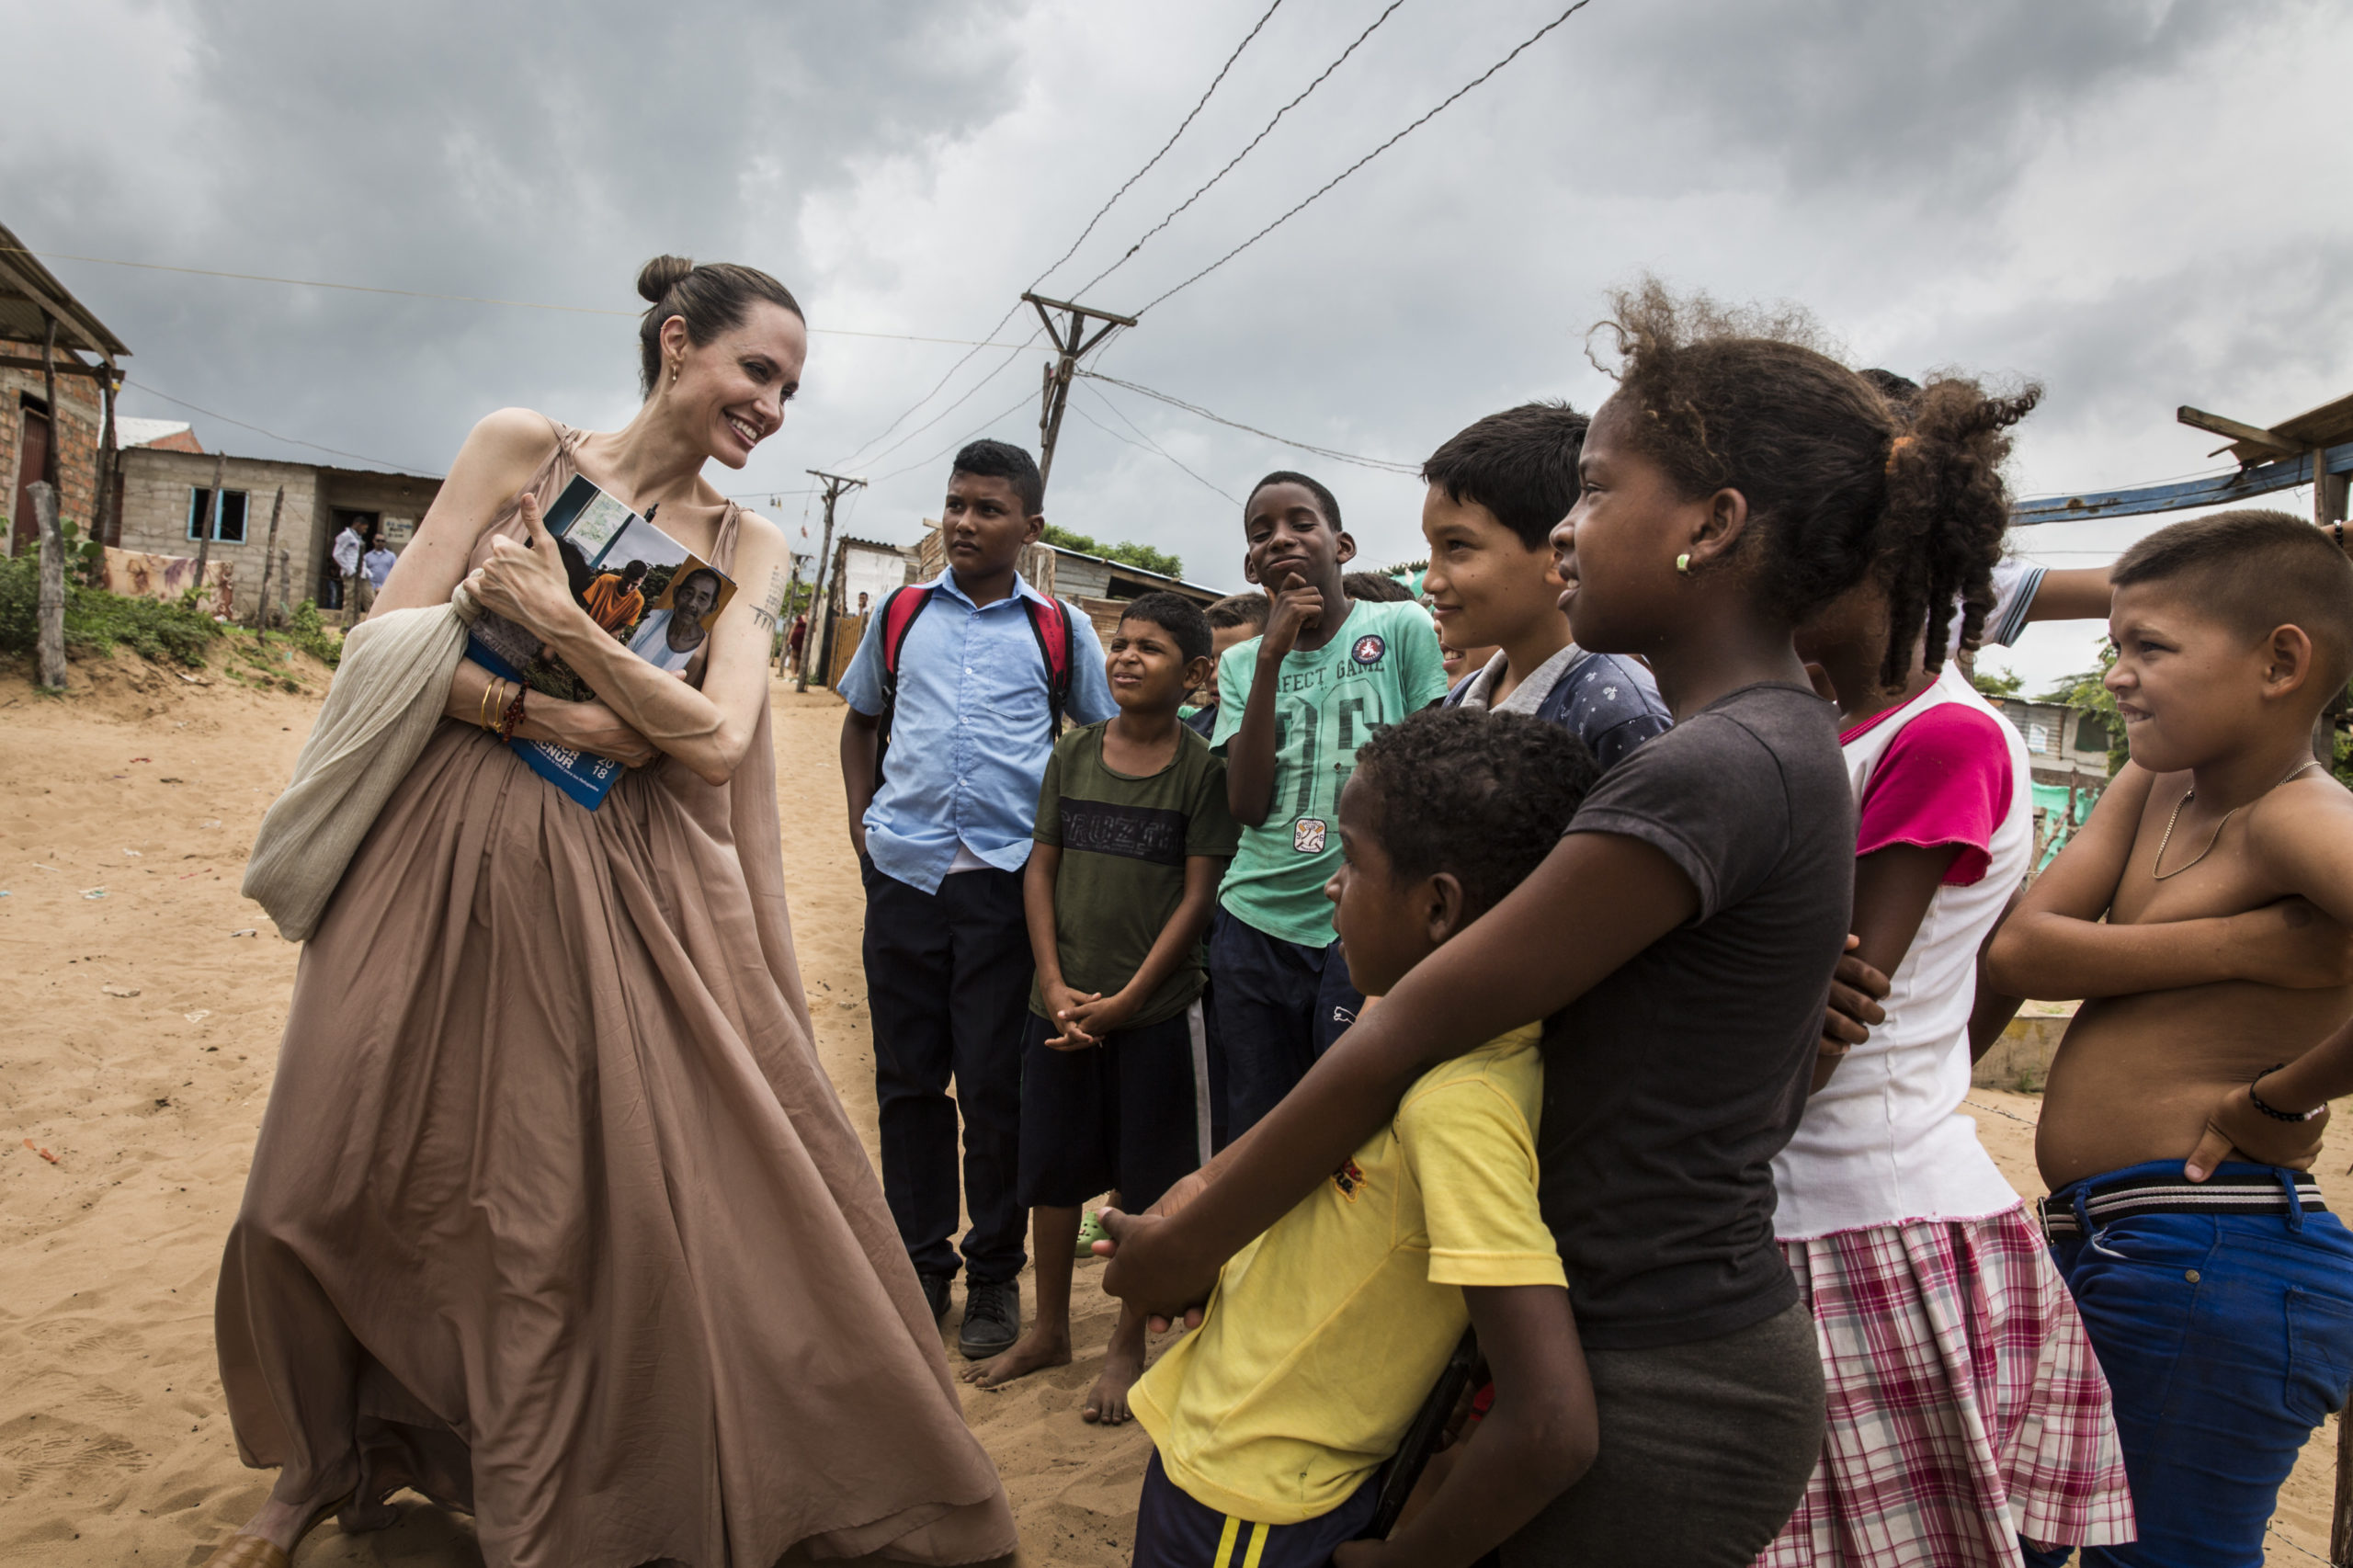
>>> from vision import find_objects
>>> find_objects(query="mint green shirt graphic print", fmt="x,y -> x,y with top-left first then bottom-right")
1210,598 -> 1449,947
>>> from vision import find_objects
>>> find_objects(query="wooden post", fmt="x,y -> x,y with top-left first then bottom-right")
31,482 -> 65,690
37,316 -> 59,488
95,365 -> 120,547
251,486 -> 285,632
196,450 -> 225,584
1021,292 -> 1136,496
277,546 -> 292,626
2334,1401 -> 2353,1565
796,470 -> 866,692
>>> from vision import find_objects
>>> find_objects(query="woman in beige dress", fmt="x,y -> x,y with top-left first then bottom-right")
202,256 -> 1016,1568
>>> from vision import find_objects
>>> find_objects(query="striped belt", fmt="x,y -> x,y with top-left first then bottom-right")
2039,1171 -> 2327,1240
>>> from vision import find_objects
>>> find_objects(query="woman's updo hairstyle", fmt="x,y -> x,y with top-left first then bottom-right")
635,255 -> 804,398
1592,279 -> 2039,687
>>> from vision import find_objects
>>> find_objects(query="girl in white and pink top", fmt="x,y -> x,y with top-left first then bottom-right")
1760,411 -> 2134,1568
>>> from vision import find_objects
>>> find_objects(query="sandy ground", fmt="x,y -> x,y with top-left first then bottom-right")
0,650 -> 2344,1566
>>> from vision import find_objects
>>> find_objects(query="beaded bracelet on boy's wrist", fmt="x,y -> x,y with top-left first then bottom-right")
2249,1064 -> 2326,1123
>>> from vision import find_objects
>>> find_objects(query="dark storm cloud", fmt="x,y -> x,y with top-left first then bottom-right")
8,0 -> 2342,694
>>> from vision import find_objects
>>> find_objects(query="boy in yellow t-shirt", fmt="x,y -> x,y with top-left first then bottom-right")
1129,709 -> 1598,1568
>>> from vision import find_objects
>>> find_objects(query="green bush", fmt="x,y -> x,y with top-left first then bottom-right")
280,600 -> 342,668
0,555 -> 222,668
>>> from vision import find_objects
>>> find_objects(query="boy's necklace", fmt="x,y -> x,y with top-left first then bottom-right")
2150,758 -> 2324,881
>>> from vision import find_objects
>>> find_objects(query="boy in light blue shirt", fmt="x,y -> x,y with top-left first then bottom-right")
838,439 -> 1114,1360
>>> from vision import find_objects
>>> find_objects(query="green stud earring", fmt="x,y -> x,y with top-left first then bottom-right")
1675,552 -> 1691,575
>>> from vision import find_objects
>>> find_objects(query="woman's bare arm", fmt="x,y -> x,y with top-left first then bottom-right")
372,408 -> 658,765
469,495 -> 792,787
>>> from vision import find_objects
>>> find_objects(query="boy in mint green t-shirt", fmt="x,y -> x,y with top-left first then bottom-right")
1210,471 -> 1448,1138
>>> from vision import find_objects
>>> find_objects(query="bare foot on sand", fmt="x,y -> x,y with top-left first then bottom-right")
961,1322 -> 1072,1389
1083,1321 -> 1146,1426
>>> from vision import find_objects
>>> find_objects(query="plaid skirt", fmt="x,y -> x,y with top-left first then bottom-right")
1756,1205 -> 2134,1567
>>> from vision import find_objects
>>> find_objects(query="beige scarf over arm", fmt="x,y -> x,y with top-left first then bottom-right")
242,582 -> 483,941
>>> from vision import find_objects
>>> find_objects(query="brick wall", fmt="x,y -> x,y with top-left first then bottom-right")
116,448 -> 324,617
2,362 -> 106,547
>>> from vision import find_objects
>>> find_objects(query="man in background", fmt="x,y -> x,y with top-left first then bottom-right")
333,518 -> 368,625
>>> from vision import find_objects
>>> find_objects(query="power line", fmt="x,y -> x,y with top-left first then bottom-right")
1074,381 -> 1238,504
1035,0 -> 1288,294
1138,0 -> 1597,314
833,3 -> 1289,469
1072,0 -> 1410,299
873,385 -> 1040,483
1,246 -> 1026,348
851,328 -> 1043,473
1081,369 -> 1417,473
123,379 -> 441,475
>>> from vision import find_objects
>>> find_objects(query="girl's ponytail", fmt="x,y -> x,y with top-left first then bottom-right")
1873,379 -> 2041,687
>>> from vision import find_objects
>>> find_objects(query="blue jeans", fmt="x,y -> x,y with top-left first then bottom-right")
1205,907 -> 1363,1141
2019,1159 -> 2353,1568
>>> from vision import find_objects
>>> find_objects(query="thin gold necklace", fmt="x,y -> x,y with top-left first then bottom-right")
2150,758 -> 2323,881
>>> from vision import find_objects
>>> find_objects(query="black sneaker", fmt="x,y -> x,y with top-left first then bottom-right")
958,1278 -> 1021,1360
917,1270 -> 954,1326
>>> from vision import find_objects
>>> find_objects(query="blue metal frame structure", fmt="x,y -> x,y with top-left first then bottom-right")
2014,439 -> 2353,525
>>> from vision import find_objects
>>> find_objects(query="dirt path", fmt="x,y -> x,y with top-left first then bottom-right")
0,653 -> 2341,1565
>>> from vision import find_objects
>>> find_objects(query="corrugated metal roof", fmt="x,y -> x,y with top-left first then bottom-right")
0,222 -> 131,358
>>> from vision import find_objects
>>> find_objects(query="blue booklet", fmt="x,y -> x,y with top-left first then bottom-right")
468,473 -> 737,808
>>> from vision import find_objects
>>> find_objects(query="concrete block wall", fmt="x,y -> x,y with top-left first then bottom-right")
1971,1014 -> 2071,1093
3,363 -> 107,543
115,448 -> 324,617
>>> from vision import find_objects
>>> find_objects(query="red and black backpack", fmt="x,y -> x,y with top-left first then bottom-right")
873,584 -> 1076,780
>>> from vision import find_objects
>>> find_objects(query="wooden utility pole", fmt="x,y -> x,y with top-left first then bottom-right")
37,315 -> 59,489
796,469 -> 866,693
94,364 -> 120,547
251,485 -> 285,633
31,482 -> 64,690
1022,291 -> 1136,494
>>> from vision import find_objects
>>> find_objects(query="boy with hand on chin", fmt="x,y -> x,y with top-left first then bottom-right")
1212,472 -> 1448,1138
839,439 -> 1117,1363
962,593 -> 1238,1426
1422,402 -> 1669,764
1985,510 -> 2353,1568
1128,709 -> 1597,1568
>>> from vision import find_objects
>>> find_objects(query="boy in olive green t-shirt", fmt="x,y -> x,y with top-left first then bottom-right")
1212,472 -> 1449,1139
961,593 -> 1239,1427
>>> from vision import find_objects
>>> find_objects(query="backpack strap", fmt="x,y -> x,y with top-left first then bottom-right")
873,585 -> 938,782
1021,594 -> 1077,741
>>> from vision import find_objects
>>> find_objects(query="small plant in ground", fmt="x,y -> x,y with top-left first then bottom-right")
281,600 -> 343,668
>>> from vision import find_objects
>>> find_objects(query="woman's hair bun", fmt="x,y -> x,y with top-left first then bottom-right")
636,255 -> 695,304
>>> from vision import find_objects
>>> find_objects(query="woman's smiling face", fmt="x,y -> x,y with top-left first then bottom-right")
664,302 -> 806,470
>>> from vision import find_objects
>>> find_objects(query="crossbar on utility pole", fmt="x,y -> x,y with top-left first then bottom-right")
797,468 -> 867,693
1022,291 -> 1137,495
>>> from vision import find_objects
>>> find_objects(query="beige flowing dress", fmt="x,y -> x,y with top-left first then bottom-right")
215,427 -> 1016,1568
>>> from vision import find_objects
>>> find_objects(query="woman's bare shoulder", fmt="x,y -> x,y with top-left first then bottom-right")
453,406 -> 564,481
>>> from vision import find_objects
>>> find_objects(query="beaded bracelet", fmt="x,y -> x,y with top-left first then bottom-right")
497,681 -> 528,743
2249,1063 -> 2325,1123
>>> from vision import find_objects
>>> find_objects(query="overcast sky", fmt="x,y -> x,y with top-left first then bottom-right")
11,0 -> 2348,691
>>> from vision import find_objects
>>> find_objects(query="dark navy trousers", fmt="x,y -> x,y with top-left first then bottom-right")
1205,906 -> 1364,1142
860,858 -> 1029,1285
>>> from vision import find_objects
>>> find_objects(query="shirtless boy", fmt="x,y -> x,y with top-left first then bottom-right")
1986,509 -> 2353,1568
